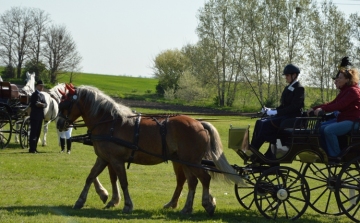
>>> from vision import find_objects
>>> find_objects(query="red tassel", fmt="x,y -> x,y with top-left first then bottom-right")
66,83 -> 75,95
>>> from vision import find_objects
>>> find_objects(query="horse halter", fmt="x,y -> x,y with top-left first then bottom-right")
58,84 -> 80,129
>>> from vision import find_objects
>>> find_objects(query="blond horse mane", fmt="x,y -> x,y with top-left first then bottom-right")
76,85 -> 135,122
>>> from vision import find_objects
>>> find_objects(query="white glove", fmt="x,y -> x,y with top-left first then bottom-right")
267,109 -> 278,116
261,107 -> 269,114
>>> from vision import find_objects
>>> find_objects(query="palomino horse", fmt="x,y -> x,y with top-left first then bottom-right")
57,84 -> 245,215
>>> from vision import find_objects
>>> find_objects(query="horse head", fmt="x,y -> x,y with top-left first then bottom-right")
57,83 -> 79,131
23,72 -> 36,95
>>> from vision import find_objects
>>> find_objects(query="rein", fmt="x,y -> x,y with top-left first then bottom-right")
79,132 -> 237,176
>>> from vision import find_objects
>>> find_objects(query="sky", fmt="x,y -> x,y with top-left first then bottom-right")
0,0 -> 359,78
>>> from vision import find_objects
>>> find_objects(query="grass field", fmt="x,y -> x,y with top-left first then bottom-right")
0,106 -> 353,223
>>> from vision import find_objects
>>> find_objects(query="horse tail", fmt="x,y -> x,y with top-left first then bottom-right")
201,121 -> 245,186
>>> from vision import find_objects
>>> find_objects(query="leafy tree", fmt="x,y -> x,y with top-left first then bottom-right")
349,13 -> 360,66
307,1 -> 351,103
42,24 -> 82,84
0,7 -> 81,84
0,7 -> 34,78
175,70 -> 210,103
152,49 -> 189,95
22,59 -> 47,81
27,8 -> 50,69
197,0 -> 244,106
1,64 -> 15,79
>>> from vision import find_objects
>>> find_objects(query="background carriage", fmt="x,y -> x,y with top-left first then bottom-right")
0,73 -> 34,149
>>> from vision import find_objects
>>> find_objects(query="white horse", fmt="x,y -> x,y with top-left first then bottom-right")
19,78 -> 65,146
40,83 -> 67,146
22,72 -> 36,96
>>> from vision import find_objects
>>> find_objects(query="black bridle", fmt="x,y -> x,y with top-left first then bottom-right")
58,93 -> 80,130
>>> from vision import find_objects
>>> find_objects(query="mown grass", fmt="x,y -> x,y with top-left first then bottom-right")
0,106 -> 351,223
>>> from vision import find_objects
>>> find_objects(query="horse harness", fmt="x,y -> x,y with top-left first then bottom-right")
70,114 -> 236,175
87,114 -> 170,169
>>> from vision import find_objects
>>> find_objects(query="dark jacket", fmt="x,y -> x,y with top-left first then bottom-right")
276,81 -> 305,117
314,84 -> 360,122
30,90 -> 47,120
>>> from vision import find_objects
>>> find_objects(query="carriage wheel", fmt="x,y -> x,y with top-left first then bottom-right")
335,156 -> 360,223
254,166 -> 309,220
20,116 -> 30,150
302,162 -> 344,215
0,109 -> 12,149
234,166 -> 267,210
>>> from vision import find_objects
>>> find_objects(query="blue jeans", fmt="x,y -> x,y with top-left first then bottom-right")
319,120 -> 355,157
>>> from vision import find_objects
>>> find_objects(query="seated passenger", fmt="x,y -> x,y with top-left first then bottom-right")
250,64 -> 305,158
307,63 -> 360,158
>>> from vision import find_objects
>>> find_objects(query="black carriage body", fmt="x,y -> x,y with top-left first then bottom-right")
229,116 -> 360,222
0,81 -> 31,149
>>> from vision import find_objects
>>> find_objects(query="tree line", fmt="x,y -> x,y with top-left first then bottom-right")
153,0 -> 360,108
0,7 -> 81,84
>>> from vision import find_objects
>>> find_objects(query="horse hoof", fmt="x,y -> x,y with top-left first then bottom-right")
104,201 -> 118,209
122,205 -> 133,213
163,201 -> 177,209
205,205 -> 216,216
180,208 -> 193,215
99,194 -> 109,204
73,202 -> 84,209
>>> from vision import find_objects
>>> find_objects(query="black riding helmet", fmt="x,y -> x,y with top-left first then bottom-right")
283,64 -> 300,75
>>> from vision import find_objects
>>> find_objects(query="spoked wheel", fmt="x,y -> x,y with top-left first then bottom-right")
335,156 -> 360,223
0,109 -> 12,149
302,162 -> 344,215
234,165 -> 268,210
254,166 -> 309,220
20,116 -> 30,150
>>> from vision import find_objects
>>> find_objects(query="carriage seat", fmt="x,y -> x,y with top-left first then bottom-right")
0,82 -> 19,99
273,117 -> 323,162
279,117 -> 321,140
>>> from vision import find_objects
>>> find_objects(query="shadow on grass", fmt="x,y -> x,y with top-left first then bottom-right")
1,205 -> 334,222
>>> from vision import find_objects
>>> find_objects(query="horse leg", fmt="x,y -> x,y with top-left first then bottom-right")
74,157 -> 108,209
14,122 -> 19,143
42,121 -> 48,146
163,162 -> 186,209
180,168 -> 198,215
104,164 -> 121,208
111,161 -> 133,213
193,168 -> 216,216
93,177 -> 109,204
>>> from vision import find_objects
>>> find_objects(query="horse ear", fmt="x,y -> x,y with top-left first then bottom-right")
58,88 -> 66,96
66,83 -> 76,95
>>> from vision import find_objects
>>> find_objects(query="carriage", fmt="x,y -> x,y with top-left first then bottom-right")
55,84 -> 360,222
0,80 -> 32,149
228,115 -> 360,222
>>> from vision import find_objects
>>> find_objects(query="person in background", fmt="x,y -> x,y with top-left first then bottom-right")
59,127 -> 72,154
29,80 -> 47,153
307,57 -> 360,158
250,64 -> 305,158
